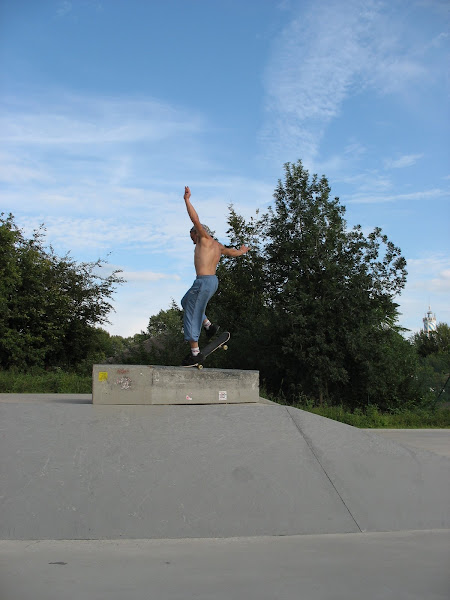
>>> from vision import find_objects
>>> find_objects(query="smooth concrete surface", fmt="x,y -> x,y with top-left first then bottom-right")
362,428 -> 450,457
0,393 -> 92,404
0,402 -> 359,539
92,364 -> 260,404
1,531 -> 449,600
286,408 -> 450,532
1,397 -> 449,539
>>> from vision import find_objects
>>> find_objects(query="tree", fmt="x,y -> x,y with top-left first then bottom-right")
0,213 -> 124,370
211,206 -> 269,370
412,323 -> 450,358
145,301 -> 186,365
261,161 -> 408,407
109,301 -> 187,366
411,323 -> 450,403
208,161 -> 414,409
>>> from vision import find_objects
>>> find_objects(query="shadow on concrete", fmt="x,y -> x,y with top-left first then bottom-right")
0,394 -> 92,405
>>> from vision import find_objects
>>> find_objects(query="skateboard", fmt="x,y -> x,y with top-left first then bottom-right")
186,331 -> 230,369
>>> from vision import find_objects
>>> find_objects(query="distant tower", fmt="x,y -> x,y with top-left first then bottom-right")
423,306 -> 437,335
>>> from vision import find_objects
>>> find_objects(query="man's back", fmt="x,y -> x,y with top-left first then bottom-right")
194,237 -> 222,276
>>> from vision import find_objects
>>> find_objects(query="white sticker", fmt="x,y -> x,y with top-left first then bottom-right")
186,395 -> 193,401
116,376 -> 132,390
219,391 -> 227,401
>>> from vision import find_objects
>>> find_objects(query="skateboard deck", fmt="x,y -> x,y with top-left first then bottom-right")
185,331 -> 230,369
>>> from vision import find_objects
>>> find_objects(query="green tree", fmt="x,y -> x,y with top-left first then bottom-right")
146,301 -> 186,365
209,161 -> 414,409
211,206 -> 269,370
0,213 -> 124,370
263,161 -> 408,407
411,323 -> 450,403
412,323 -> 450,357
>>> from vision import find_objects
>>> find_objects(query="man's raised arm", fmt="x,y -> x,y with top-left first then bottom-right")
184,186 -> 209,238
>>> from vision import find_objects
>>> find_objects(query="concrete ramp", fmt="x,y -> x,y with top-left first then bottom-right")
287,408 -> 450,532
0,398 -> 449,540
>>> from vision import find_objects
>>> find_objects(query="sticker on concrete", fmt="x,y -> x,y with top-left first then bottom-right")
186,395 -> 193,401
116,376 -> 132,390
98,372 -> 108,382
219,391 -> 227,401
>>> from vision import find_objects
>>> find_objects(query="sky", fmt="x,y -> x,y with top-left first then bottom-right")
1,0 -> 449,338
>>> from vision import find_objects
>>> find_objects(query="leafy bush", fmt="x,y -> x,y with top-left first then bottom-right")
0,213 -> 123,371
0,369 -> 91,393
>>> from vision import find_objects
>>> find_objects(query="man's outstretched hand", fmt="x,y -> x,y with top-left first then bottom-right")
184,186 -> 191,202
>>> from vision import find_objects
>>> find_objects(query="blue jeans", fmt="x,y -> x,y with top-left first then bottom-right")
181,275 -> 218,342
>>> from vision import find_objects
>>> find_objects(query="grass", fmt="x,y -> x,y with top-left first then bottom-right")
260,390 -> 450,428
1,370 -> 449,428
296,403 -> 450,428
0,369 -> 92,394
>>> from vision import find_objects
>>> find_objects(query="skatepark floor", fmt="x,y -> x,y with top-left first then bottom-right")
2,530 -> 449,600
1,394 -> 449,600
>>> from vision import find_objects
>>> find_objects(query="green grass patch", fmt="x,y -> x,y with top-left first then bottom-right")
298,404 -> 450,428
0,369 -> 92,393
260,389 -> 450,428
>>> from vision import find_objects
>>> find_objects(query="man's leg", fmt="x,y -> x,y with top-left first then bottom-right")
188,276 -> 218,346
181,284 -> 201,353
181,280 -> 204,347
181,276 -> 218,359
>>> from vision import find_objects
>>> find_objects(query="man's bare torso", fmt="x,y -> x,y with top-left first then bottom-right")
194,237 -> 222,276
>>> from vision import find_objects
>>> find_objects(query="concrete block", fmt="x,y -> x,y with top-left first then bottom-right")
92,364 -> 260,405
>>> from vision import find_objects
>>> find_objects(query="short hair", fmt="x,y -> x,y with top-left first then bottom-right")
190,224 -> 213,236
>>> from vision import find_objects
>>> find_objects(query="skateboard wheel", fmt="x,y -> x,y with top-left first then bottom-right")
197,364 -> 204,370
222,345 -> 228,351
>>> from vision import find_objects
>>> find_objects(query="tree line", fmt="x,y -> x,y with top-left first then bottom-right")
1,161 -> 448,410
0,212 -> 124,372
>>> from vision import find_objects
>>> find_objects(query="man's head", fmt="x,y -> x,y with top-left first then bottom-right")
190,224 -> 212,244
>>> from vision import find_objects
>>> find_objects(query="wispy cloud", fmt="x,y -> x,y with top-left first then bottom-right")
0,94 -> 204,146
261,0 -> 445,166
0,90 -> 271,269
262,0 -> 369,164
19,216 -> 162,250
0,92 -> 212,246
385,154 -> 424,169
0,153 -> 53,183
56,1 -> 72,18
406,255 -> 450,281
120,270 -> 181,282
0,92 -> 206,215
348,188 -> 447,204
56,1 -> 102,19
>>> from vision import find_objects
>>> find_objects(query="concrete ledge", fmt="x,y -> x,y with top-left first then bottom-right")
92,364 -> 260,405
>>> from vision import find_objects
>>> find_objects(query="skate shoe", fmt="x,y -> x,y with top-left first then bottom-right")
205,323 -> 220,340
182,351 -> 204,367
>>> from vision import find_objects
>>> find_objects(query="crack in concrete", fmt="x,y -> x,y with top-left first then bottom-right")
285,407 -> 363,533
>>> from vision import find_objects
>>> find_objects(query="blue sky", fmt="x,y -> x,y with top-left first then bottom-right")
1,0 -> 449,338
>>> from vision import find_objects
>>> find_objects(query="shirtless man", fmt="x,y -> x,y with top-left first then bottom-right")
181,186 -> 249,366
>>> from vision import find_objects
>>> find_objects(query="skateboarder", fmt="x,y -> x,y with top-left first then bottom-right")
181,186 -> 249,366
